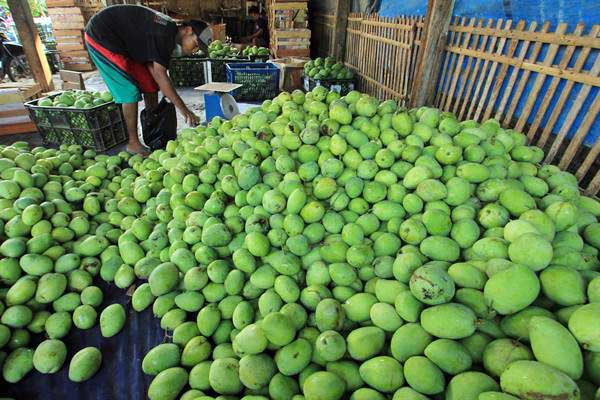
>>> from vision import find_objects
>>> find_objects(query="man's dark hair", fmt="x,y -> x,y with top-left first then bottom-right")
181,20 -> 208,38
248,6 -> 260,14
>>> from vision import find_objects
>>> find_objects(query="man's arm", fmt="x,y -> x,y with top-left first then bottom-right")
148,62 -> 198,126
241,28 -> 262,42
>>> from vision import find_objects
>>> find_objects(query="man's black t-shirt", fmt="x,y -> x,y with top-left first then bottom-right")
86,5 -> 177,67
255,16 -> 269,47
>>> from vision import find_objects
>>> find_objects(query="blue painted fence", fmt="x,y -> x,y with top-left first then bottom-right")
378,0 -> 599,147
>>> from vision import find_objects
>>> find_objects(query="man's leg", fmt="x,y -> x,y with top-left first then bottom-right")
121,102 -> 146,154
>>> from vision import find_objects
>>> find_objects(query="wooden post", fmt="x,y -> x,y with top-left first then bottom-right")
7,0 -> 54,92
410,0 -> 454,107
333,0 -> 350,61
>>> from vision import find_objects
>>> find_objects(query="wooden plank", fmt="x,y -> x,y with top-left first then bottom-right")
443,45 -> 599,87
273,29 -> 311,38
585,170 -> 600,196
62,62 -> 95,71
57,43 -> 86,51
465,19 -> 505,120
435,16 -> 463,108
53,29 -> 84,38
7,0 -> 54,92
537,27 -> 600,148
62,81 -> 85,90
474,19 -> 515,121
458,19 -> 494,120
52,21 -> 85,30
411,0 -> 456,107
0,104 -> 28,118
346,29 -> 412,49
271,2 -> 307,10
483,20 -> 530,121
449,24 -> 600,49
494,21 -> 543,121
514,23 -> 568,132
333,0 -> 351,61
441,17 -> 475,111
60,69 -> 84,83
502,22 -> 551,125
47,7 -> 83,16
49,14 -> 85,24
58,50 -> 90,58
526,23 -> 586,141
559,93 -> 599,171
577,139 -> 600,185
362,19 -> 415,29
46,0 -> 77,6
0,115 -> 37,136
544,59 -> 600,164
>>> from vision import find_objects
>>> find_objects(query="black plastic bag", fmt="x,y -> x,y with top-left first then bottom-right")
140,97 -> 177,150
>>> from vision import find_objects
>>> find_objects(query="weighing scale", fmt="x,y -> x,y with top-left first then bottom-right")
195,82 -> 242,121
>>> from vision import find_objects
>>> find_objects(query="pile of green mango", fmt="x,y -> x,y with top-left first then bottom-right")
208,40 -> 242,59
304,57 -> 355,80
1,85 -> 600,400
37,90 -> 113,109
242,46 -> 270,58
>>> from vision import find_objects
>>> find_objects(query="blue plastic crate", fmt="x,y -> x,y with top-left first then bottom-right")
226,62 -> 280,102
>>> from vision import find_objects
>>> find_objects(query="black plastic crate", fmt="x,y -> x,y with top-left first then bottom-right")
248,54 -> 270,63
25,94 -> 127,152
169,56 -> 207,87
303,76 -> 356,95
204,57 -> 248,83
226,62 -> 280,102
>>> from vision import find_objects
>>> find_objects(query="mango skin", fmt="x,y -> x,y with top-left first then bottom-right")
482,338 -> 532,378
568,303 -> 600,351
529,316 -> 583,380
402,355 -> 444,395
424,338 -> 472,375
68,347 -> 102,382
445,371 -> 499,400
484,264 -> 540,315
2,347 -> 34,383
99,303 -> 126,338
500,306 -> 556,342
32,339 -> 67,374
478,392 -> 520,400
500,360 -> 580,400
147,367 -> 188,400
142,343 -> 181,375
420,303 -> 476,339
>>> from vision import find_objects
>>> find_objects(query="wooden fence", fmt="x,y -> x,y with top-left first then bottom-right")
433,18 -> 600,195
344,13 -> 424,105
311,12 -> 336,57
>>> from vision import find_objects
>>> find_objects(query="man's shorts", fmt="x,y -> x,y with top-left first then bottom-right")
85,33 -> 158,104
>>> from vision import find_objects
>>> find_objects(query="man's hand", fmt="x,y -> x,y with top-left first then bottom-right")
149,62 -> 198,126
181,107 -> 198,126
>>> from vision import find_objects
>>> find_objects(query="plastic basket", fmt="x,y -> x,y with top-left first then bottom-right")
169,56 -> 207,87
303,76 -> 356,95
226,62 -> 280,102
25,94 -> 127,152
204,58 -> 248,83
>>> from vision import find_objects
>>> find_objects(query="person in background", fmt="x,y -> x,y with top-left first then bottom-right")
243,6 -> 269,47
85,5 -> 212,154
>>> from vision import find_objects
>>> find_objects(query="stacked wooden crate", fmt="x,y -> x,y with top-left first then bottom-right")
268,0 -> 310,58
47,0 -> 100,72
0,81 -> 41,136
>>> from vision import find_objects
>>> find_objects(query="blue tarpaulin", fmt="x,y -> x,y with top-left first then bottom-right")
378,0 -> 599,147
